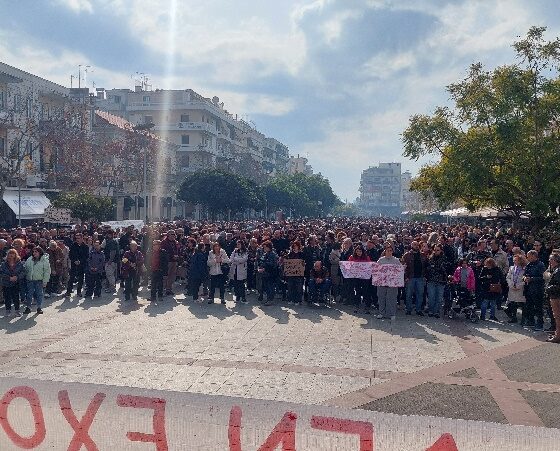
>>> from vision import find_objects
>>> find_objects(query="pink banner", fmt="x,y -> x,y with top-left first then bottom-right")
339,261 -> 375,279
372,263 -> 405,287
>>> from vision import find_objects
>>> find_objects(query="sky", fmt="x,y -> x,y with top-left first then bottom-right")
2,0 -> 560,201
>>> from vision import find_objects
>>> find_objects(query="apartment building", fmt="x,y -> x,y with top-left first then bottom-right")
358,162 -> 402,216
288,154 -> 313,175
0,62 -> 71,224
95,87 -> 291,179
0,62 -> 181,224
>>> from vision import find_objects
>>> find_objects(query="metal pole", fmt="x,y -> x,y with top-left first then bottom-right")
18,180 -> 21,228
143,149 -> 148,222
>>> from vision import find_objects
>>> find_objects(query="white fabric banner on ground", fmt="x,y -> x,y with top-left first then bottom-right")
101,220 -> 145,230
0,377 -> 557,450
372,262 -> 405,287
339,261 -> 375,279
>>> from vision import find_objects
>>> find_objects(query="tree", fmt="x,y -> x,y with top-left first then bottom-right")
402,27 -> 560,223
52,190 -> 114,222
0,89 -> 94,200
178,169 -> 262,219
265,173 -> 340,217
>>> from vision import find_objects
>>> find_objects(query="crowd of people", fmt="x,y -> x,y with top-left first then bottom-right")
1,217 -> 559,343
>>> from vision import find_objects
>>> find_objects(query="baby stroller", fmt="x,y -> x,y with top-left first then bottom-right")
448,285 -> 478,322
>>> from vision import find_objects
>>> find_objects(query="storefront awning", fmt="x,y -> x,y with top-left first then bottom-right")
2,190 -> 51,220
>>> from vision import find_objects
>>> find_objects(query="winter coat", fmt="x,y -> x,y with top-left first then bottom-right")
24,255 -> 51,284
69,242 -> 89,267
546,267 -> 560,300
479,266 -> 502,300
402,250 -> 427,280
47,247 -> 64,276
207,249 -> 230,276
189,251 -> 208,281
229,250 -> 248,281
492,249 -> 510,276
258,250 -> 279,279
0,261 -> 26,288
506,265 -> 526,303
329,250 -> 342,285
121,250 -> 144,279
452,266 -> 476,292
150,248 -> 169,276
426,254 -> 449,285
87,249 -> 106,274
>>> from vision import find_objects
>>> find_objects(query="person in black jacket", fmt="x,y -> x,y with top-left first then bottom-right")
523,250 -> 546,330
479,257 -> 502,321
149,240 -> 169,302
65,233 -> 90,297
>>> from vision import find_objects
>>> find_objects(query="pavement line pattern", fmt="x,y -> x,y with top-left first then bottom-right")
29,350 -> 405,380
0,312 -> 119,366
324,320 -> 547,427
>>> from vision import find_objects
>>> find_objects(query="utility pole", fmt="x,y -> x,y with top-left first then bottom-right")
143,148 -> 148,223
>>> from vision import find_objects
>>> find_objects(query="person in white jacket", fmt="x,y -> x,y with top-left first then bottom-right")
24,247 -> 51,314
229,240 -> 248,304
207,243 -> 230,304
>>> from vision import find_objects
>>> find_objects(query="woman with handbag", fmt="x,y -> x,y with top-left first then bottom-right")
207,243 -> 230,304
479,257 -> 502,321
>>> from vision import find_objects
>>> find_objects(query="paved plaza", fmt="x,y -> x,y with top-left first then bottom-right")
0,286 -> 559,429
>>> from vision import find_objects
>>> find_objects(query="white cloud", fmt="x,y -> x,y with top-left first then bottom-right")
55,0 -> 93,13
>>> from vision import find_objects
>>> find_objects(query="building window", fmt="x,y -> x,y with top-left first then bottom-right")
0,137 -> 5,156
26,99 -> 33,118
144,115 -> 153,125
180,114 -> 189,122
0,91 -> 5,108
142,95 -> 150,103
13,94 -> 21,111
181,135 -> 190,145
114,95 -> 121,104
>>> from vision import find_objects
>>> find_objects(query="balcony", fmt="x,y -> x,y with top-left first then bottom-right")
128,100 -> 233,122
176,144 -> 217,155
153,122 -> 217,134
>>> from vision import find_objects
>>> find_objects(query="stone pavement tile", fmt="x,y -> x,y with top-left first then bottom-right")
451,367 -> 479,378
521,390 -> 560,428
463,321 -> 530,351
359,382 -> 508,424
496,344 -> 560,385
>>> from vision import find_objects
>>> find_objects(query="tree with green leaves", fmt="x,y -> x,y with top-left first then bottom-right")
52,191 -> 115,222
178,169 -> 262,219
403,27 -> 560,224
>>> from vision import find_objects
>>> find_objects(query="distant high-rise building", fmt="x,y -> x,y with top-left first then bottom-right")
288,154 -> 313,175
358,163 -> 402,216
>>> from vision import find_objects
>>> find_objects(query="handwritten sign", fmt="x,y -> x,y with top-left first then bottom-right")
283,259 -> 305,277
44,206 -> 72,224
372,263 -> 405,287
339,261 -> 375,280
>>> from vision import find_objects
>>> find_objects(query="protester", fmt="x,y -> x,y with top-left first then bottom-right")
66,233 -> 89,298
505,254 -> 527,324
375,242 -> 401,320
121,241 -> 144,302
207,242 -> 230,304
545,253 -> 560,343
0,249 -> 26,316
24,246 -> 51,314
229,240 -> 248,304
479,258 -> 502,321
85,240 -> 105,298
149,240 -> 169,302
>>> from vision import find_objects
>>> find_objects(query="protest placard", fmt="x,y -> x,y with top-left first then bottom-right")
283,258 -> 305,277
339,261 -> 374,279
372,262 -> 405,287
